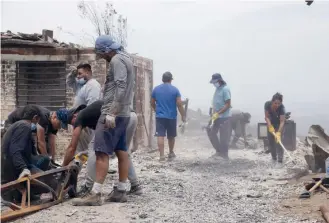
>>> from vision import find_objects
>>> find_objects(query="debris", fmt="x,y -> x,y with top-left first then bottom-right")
306,125 -> 329,173
299,176 -> 325,199
1,30 -> 84,48
66,210 -> 77,217
246,194 -> 262,198
139,213 -> 148,219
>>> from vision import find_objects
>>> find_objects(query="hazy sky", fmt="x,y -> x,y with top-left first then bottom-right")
2,0 -> 329,125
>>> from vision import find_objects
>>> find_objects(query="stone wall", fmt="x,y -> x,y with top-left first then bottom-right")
0,47 -> 153,150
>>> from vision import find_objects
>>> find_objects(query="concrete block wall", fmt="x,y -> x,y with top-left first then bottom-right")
1,60 -> 16,120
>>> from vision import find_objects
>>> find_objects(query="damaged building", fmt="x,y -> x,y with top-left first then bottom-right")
0,30 -> 154,149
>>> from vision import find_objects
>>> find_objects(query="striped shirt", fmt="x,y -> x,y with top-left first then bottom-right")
101,52 -> 135,117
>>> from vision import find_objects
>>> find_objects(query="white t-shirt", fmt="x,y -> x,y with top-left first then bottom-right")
74,79 -> 101,107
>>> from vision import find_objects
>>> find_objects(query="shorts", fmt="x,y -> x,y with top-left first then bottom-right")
155,118 -> 177,138
94,115 -> 130,155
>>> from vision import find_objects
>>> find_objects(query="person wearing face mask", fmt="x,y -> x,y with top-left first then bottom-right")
1,105 -> 67,202
66,63 -> 101,107
2,105 -> 68,161
264,92 -> 286,163
1,105 -> 41,184
209,73 -> 232,159
66,63 -> 101,183
71,35 -> 135,206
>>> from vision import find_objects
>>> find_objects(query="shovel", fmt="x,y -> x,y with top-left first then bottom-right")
271,132 -> 295,165
299,177 -> 325,199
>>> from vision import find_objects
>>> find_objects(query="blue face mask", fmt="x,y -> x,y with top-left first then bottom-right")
76,78 -> 86,85
31,123 -> 37,131
213,83 -> 220,88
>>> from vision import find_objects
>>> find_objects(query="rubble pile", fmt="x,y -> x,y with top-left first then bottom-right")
16,134 -> 321,223
1,30 -> 82,48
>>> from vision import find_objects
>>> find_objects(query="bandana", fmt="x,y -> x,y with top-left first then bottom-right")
56,108 -> 69,130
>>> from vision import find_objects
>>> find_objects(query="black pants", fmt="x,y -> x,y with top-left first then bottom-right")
267,130 -> 284,161
208,118 -> 231,156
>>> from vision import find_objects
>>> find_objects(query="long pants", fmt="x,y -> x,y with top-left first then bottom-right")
231,121 -> 242,144
208,117 -> 231,156
79,112 -> 139,187
267,130 -> 284,161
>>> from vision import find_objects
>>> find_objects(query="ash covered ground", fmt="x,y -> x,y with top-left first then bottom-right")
13,131 -> 326,223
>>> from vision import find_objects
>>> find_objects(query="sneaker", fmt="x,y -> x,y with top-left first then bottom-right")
71,192 -> 102,206
128,184 -> 143,195
159,156 -> 166,162
77,184 -> 92,198
168,152 -> 176,160
105,186 -> 127,203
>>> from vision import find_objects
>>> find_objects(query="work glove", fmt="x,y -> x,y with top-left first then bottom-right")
268,125 -> 275,133
212,113 -> 220,121
75,151 -> 88,163
105,114 -> 116,129
275,132 -> 281,143
18,168 -> 31,179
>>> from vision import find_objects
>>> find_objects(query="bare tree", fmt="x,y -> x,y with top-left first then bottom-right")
77,1 -> 128,47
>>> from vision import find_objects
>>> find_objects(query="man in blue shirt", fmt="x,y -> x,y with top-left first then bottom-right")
209,73 -> 232,159
151,72 -> 186,161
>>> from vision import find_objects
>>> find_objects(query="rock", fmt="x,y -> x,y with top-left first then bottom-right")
250,177 -> 261,182
246,194 -> 262,198
139,213 -> 148,219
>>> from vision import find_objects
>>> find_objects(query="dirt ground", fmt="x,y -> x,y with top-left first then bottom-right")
11,132 -> 328,223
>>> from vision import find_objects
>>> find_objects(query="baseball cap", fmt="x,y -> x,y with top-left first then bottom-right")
210,73 -> 224,84
56,108 -> 69,130
95,35 -> 121,54
162,71 -> 173,82
67,104 -> 87,125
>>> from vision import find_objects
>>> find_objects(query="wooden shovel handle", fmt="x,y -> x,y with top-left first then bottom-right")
320,184 -> 329,194
309,178 -> 324,193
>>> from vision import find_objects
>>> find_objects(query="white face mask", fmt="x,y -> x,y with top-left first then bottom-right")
76,78 -> 86,85
213,83 -> 220,88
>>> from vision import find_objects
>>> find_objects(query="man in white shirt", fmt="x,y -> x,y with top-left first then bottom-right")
66,63 -> 102,195
66,63 -> 101,107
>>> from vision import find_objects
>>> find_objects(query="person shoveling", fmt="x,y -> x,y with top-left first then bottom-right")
264,93 -> 296,166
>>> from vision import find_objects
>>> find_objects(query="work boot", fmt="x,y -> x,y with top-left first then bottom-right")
105,186 -> 127,203
168,152 -> 176,160
128,184 -> 143,195
77,184 -> 92,198
71,192 -> 102,206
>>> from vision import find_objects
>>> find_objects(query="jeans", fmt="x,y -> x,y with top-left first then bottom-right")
208,117 -> 232,156
267,129 -> 284,161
